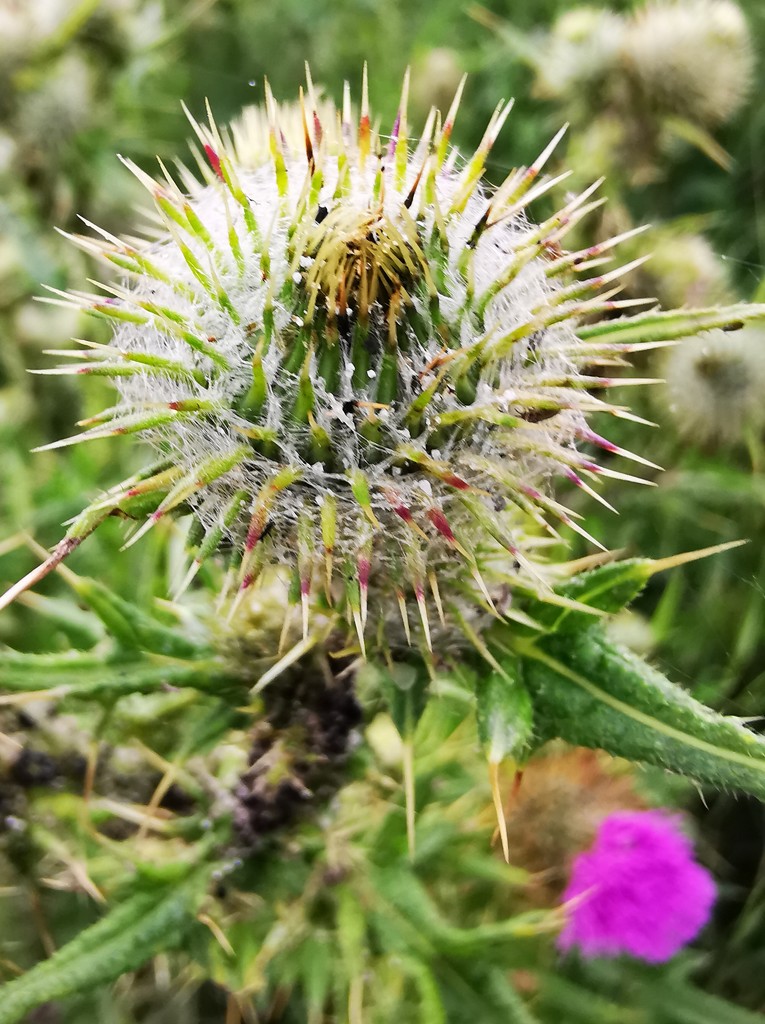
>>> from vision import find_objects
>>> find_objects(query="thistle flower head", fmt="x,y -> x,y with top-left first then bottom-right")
625,0 -> 753,126
502,748 -> 644,903
15,52 -> 94,156
663,327 -> 765,445
558,809 -> 715,962
9,69 -> 758,651
535,7 -> 626,100
410,48 -> 465,118
630,230 -> 731,309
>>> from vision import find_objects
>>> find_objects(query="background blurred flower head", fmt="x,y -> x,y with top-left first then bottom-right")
624,0 -> 754,126
534,6 -> 625,100
503,748 -> 644,903
663,327 -> 765,445
629,230 -> 732,309
558,809 -> 716,962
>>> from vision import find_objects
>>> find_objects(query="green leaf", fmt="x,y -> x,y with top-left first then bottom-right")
0,875 -> 207,1024
378,662 -> 429,739
9,592 -> 105,649
337,886 -> 367,978
476,659 -> 533,764
295,936 -> 333,1017
544,559 -> 654,629
398,957 -> 446,1024
647,976 -> 765,1024
373,866 -> 558,958
68,575 -> 204,658
476,966 -> 540,1024
0,655 -> 242,702
520,543 -> 746,635
521,627 -> 765,797
537,973 -> 631,1024
663,115 -> 733,171
539,968 -> 765,1024
504,570 -> 629,641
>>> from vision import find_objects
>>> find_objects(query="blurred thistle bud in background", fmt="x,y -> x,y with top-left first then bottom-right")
14,52 -> 95,167
490,0 -> 754,189
663,327 -> 765,449
409,47 -> 465,120
532,0 -> 753,128
532,6 -> 626,104
627,229 -> 732,309
624,0 -> 754,127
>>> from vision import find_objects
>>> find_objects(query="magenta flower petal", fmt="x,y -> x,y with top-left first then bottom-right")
558,810 -> 716,963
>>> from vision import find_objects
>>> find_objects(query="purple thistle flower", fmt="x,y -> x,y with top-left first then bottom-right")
558,810 -> 716,963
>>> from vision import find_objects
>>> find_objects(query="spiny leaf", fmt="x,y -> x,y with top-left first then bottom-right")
0,656 -> 242,703
66,575 -> 204,657
577,303 -> 765,345
519,627 -> 765,797
0,875 -> 207,1024
522,541 -> 746,634
476,659 -> 533,765
475,658 -> 533,863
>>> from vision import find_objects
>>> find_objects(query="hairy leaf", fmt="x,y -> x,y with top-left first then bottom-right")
68,575 -> 205,658
0,654 -> 243,701
520,627 -> 765,797
0,876 -> 206,1024
476,658 -> 533,764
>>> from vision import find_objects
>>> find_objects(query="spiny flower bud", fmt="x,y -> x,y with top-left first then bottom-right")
4,70 -> 761,651
624,0 -> 754,126
533,7 -> 626,101
410,48 -> 465,119
627,229 -> 732,309
663,327 -> 765,445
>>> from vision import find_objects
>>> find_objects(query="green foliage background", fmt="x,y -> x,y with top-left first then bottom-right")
2,0 -> 765,1020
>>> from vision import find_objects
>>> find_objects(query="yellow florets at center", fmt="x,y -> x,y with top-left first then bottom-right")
297,203 -> 428,324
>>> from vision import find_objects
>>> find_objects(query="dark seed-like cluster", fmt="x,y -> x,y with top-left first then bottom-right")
234,663 -> 362,850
